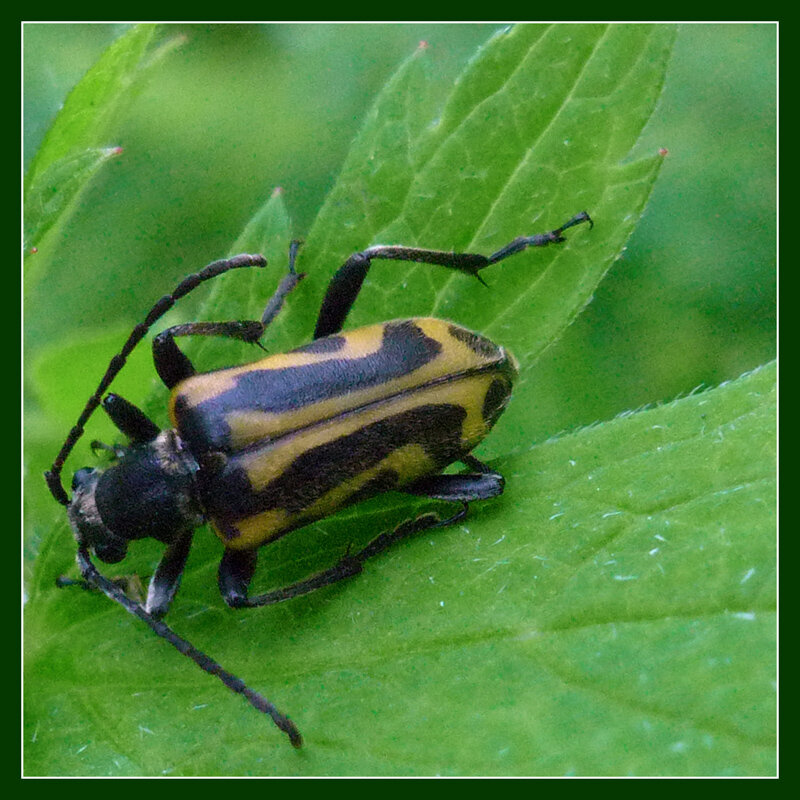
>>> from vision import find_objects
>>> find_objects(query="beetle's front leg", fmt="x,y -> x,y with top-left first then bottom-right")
81,394 -> 161,468
145,531 -> 194,619
101,393 -> 161,443
57,531 -> 194,619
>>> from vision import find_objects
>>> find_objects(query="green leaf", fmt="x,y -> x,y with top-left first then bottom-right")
23,25 -> 178,269
23,145 -> 123,252
24,360 -> 776,775
25,24 -> 776,777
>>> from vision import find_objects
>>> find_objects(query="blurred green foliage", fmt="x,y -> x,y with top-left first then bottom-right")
24,23 -> 775,442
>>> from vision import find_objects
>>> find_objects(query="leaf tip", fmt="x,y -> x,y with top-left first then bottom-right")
659,147 -> 669,157
271,186 -> 284,198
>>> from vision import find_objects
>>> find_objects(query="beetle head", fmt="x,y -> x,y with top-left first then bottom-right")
67,430 -> 202,563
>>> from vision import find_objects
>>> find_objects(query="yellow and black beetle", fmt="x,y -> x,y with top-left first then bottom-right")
45,212 -> 592,746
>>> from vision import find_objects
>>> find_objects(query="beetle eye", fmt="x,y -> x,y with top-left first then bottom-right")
71,468 -> 96,490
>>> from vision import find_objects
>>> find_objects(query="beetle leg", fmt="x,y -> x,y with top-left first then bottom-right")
313,212 -> 592,339
401,463 -> 505,503
217,503 -> 473,609
220,461 -> 504,609
153,321 -> 263,388
145,530 -> 194,619
218,542 -> 365,609
259,239 -> 304,330
217,548 -> 258,608
153,243 -> 306,389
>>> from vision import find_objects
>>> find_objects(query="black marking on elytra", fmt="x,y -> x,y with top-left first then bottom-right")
175,321 -> 442,454
448,323 -> 501,359
482,377 -> 512,428
290,335 -> 347,355
201,404 -> 466,528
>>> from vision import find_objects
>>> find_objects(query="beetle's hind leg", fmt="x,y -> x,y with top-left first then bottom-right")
217,457 -> 503,609
153,241 -> 305,389
401,454 -> 504,503
217,506 -> 466,609
313,212 -> 592,339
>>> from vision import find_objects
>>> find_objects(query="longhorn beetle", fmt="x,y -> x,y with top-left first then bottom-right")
45,211 -> 592,747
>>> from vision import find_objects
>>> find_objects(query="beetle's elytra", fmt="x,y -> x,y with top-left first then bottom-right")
173,317 -> 517,549
46,211 -> 592,747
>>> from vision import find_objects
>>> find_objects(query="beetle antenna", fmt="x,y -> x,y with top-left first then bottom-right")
44,254 -> 268,506
75,546 -> 302,747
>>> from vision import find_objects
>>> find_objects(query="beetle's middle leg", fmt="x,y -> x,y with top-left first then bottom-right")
217,456 -> 503,609
153,241 -> 305,389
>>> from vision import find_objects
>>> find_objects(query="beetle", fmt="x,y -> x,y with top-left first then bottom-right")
45,211 -> 592,746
